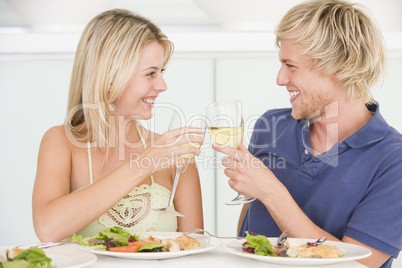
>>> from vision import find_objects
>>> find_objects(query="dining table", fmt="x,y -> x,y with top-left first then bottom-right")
1,239 -> 367,268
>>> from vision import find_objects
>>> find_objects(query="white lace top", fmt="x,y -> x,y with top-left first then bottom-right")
73,123 -> 177,237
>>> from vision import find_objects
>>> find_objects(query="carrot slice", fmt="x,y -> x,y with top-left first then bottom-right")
109,245 -> 140,253
128,241 -> 155,247
272,246 -> 280,256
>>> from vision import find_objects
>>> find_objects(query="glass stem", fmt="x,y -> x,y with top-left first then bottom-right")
167,164 -> 183,207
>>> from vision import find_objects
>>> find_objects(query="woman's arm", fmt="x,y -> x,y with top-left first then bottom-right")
32,126 -> 152,241
33,126 -> 204,241
174,163 -> 203,232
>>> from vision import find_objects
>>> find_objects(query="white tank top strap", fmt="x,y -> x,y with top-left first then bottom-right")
87,141 -> 94,185
136,122 -> 155,184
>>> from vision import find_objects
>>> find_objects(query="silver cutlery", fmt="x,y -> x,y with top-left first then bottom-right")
276,231 -> 328,257
276,231 -> 289,257
15,242 -> 68,249
183,228 -> 243,239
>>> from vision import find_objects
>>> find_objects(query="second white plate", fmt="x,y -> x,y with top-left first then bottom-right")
45,248 -> 97,268
224,238 -> 371,266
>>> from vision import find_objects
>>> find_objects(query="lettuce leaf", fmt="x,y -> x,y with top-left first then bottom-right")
96,226 -> 138,241
137,244 -> 166,252
2,259 -> 34,268
244,231 -> 277,256
72,226 -> 138,250
12,247 -> 53,268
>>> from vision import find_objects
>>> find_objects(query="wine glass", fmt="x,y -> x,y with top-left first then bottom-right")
206,100 -> 256,205
154,111 -> 206,217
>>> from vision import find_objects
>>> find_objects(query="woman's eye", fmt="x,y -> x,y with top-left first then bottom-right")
147,72 -> 156,77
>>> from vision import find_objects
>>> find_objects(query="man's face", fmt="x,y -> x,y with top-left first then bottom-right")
276,39 -> 339,120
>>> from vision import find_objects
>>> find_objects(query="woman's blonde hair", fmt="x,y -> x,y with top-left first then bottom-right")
275,0 -> 386,104
65,9 -> 174,150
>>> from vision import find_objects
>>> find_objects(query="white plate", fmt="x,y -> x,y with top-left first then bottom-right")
224,238 -> 371,266
45,248 -> 97,268
79,232 -> 222,260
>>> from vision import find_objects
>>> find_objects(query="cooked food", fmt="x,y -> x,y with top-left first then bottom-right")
242,231 -> 344,259
175,236 -> 200,250
161,239 -> 182,252
298,244 -> 344,258
1,248 -> 24,260
138,234 -> 162,244
71,226 -> 201,253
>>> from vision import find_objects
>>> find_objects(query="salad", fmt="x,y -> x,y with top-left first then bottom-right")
241,231 -> 344,258
0,247 -> 53,268
72,226 -> 200,253
242,231 -> 279,257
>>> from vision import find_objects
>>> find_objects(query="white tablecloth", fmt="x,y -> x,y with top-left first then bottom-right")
1,241 -> 366,268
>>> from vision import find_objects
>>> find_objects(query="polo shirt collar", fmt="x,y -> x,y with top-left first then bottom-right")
298,103 -> 389,149
343,104 -> 389,148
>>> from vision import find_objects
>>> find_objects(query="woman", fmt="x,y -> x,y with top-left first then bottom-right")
33,9 -> 204,242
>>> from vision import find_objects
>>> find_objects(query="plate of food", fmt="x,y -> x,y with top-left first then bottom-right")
73,227 -> 222,260
0,246 -> 97,268
223,232 -> 371,266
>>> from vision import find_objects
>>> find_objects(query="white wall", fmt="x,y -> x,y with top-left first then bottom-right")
0,60 -> 71,244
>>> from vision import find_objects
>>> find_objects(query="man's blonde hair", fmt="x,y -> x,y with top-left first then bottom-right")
275,0 -> 386,104
65,9 -> 174,150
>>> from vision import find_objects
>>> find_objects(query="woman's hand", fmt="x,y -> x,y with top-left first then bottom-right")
136,126 -> 205,174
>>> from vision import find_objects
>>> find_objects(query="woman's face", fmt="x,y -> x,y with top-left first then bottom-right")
113,41 -> 167,120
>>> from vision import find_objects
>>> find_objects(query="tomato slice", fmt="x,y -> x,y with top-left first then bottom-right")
128,241 -> 155,247
109,245 -> 140,253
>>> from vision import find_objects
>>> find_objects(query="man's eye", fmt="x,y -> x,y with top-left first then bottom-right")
287,64 -> 295,68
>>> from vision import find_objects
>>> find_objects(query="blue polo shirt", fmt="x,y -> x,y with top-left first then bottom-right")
239,104 -> 402,267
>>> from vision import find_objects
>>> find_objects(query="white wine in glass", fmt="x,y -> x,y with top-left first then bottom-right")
153,111 -> 205,216
206,100 -> 256,205
207,125 -> 244,148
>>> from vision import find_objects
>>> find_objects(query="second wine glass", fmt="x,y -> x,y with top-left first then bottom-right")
153,111 -> 205,217
206,100 -> 256,205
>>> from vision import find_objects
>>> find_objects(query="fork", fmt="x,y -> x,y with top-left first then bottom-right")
15,242 -> 67,249
182,228 -> 243,239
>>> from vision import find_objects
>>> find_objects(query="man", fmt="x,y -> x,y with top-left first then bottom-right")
213,0 -> 402,267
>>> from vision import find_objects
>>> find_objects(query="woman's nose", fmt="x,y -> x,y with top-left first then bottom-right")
155,75 -> 167,92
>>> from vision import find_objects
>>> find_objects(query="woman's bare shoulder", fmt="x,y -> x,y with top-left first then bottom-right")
41,125 -> 86,150
41,125 -> 68,143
